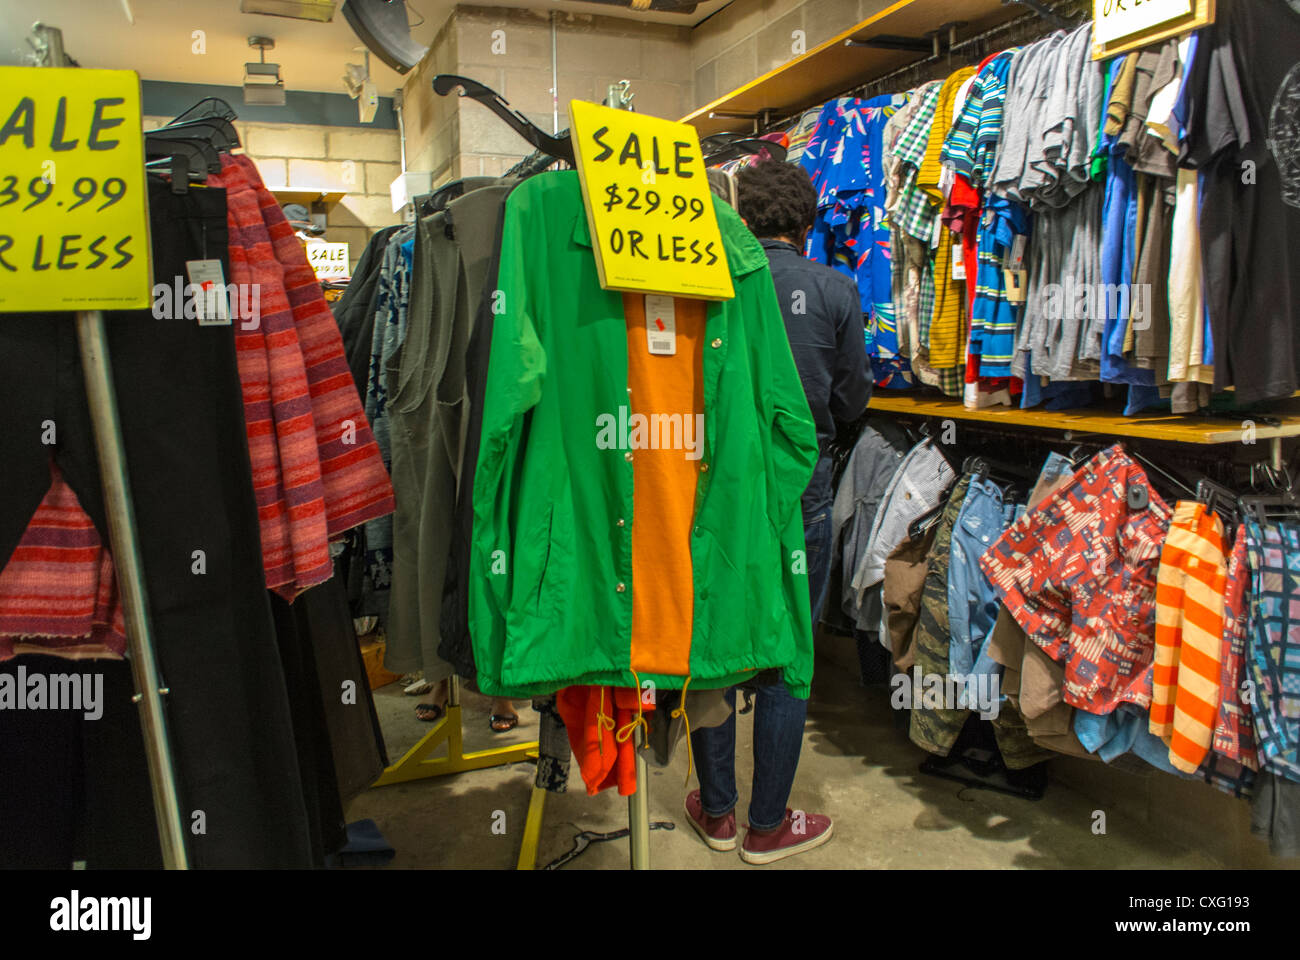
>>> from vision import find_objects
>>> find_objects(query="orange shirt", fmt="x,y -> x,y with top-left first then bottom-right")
623,293 -> 706,678
558,294 -> 708,796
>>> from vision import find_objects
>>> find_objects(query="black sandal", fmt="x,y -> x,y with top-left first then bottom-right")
415,701 -> 446,723
489,713 -> 519,733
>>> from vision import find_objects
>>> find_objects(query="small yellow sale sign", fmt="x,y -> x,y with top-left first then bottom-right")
570,99 -> 733,301
1093,0 -> 1191,44
0,67 -> 152,312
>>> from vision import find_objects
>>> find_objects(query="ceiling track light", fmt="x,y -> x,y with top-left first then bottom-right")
244,36 -> 287,106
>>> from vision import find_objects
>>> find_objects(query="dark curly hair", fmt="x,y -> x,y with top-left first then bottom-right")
735,160 -> 817,240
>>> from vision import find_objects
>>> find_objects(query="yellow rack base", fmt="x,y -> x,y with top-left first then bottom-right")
370,705 -> 538,787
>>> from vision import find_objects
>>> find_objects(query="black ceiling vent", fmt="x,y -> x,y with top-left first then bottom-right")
341,0 -> 428,74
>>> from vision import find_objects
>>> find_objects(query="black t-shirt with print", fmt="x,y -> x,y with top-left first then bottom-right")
1182,0 -> 1300,404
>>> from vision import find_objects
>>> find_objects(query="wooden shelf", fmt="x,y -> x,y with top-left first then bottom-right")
680,0 -> 1025,137
265,188 -> 347,210
868,394 -> 1300,445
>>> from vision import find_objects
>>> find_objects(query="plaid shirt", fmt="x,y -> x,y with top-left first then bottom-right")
1215,524 -> 1260,768
1243,519 -> 1300,781
980,445 -> 1172,715
888,82 -> 943,245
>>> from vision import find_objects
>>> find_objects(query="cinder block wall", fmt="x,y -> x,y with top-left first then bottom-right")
144,116 -> 404,271
690,0 -> 893,112
402,11 -> 462,184
401,4 -> 693,185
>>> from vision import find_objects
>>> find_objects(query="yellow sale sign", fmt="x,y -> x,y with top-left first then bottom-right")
1093,0 -> 1192,44
570,99 -> 733,301
0,67 -> 152,312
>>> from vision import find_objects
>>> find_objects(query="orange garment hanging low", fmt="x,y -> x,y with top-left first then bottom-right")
556,685 -> 648,796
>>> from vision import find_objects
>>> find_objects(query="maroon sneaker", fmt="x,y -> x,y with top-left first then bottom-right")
740,809 -> 833,864
684,789 -> 737,851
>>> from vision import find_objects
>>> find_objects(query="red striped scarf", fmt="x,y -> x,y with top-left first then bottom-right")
212,156 -> 394,599
0,465 -> 126,662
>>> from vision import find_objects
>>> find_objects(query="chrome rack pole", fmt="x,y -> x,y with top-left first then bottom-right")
627,728 -> 651,869
30,19 -> 189,869
603,82 -> 650,868
76,314 -> 190,869
603,80 -> 649,869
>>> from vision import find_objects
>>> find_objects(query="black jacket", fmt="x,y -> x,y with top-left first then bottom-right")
759,238 -> 871,514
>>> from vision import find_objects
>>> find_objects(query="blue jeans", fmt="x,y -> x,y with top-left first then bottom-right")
691,506 -> 829,831
947,478 -> 1015,707
805,503 -> 832,626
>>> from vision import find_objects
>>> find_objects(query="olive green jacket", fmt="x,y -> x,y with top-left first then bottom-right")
470,171 -> 819,697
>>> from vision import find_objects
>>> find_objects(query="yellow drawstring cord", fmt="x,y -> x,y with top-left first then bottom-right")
615,669 -> 650,746
595,686 -> 615,758
609,673 -> 694,786
671,675 -> 693,786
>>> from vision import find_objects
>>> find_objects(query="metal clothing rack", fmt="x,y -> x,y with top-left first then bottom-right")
375,78 -> 652,870
516,81 -> 654,872
28,23 -> 189,869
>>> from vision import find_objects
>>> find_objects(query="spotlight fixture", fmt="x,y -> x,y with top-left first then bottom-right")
244,36 -> 286,106
342,49 -> 379,124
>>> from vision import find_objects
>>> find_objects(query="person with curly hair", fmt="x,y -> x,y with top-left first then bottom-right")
684,159 -> 870,864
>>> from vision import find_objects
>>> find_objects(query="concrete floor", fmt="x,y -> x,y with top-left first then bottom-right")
346,644 -> 1289,869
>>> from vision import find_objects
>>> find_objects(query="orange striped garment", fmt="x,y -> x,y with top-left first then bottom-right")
1150,501 -> 1227,774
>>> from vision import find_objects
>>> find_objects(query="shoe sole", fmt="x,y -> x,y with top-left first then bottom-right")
740,822 -> 834,865
683,798 -> 737,852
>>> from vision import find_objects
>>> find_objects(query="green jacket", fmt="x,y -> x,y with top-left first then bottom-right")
470,171 -> 819,698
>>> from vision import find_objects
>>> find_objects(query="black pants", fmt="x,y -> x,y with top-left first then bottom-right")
0,179 -> 314,868
0,656 -> 161,868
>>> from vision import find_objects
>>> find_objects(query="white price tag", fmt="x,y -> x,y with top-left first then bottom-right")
1009,233 -> 1027,269
645,294 -> 677,355
185,259 -> 231,326
951,243 -> 966,281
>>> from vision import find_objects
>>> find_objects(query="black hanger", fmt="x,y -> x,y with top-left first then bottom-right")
169,97 -> 239,126
433,75 -> 575,165
704,138 -> 789,166
962,453 -> 1035,485
1126,447 -> 1200,501
1239,462 -> 1300,524
1066,442 -> 1097,466
144,139 -> 208,194
157,116 -> 241,153
1195,475 -> 1239,526
146,127 -> 223,174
